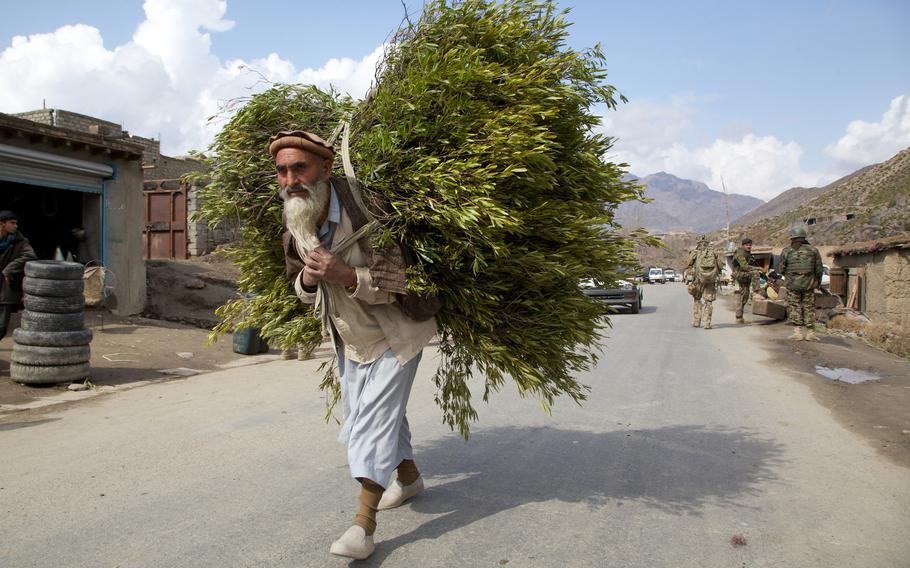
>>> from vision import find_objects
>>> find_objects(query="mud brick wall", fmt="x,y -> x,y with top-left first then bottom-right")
835,249 -> 910,329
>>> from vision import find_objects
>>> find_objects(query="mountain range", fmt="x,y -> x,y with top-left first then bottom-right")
616,172 -> 764,233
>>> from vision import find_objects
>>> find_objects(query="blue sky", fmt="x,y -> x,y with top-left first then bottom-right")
1,0 -> 908,200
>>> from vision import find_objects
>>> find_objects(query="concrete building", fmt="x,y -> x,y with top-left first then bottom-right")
15,108 -> 235,260
0,112 -> 146,314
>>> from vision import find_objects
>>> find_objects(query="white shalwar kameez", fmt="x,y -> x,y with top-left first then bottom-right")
292,186 -> 436,489
337,348 -> 422,488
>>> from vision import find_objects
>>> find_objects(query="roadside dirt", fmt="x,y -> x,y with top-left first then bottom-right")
143,252 -> 240,328
0,311 -> 257,409
0,253 -> 266,412
726,296 -> 910,468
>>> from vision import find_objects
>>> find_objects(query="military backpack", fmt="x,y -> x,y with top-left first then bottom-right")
695,248 -> 719,283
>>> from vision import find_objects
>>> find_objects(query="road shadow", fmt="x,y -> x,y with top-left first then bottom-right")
361,424 -> 786,565
0,418 -> 60,430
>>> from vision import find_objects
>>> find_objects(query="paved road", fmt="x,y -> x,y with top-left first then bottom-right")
2,284 -> 908,567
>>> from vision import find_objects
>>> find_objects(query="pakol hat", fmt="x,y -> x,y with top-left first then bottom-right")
0,210 -> 18,221
268,130 -> 335,159
741,238 -> 752,245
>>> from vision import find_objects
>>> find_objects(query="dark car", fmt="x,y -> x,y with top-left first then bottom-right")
580,278 -> 643,313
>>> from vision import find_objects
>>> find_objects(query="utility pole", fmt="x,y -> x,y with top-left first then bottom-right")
721,176 -> 733,251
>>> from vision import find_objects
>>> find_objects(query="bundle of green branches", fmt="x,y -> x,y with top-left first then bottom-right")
187,86 -> 353,354
193,0 -> 651,437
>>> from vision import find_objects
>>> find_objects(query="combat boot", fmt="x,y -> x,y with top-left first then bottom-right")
804,328 -> 820,342
692,302 -> 702,328
787,327 -> 805,341
735,316 -> 746,324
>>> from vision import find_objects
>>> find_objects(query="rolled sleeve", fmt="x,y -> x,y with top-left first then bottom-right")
350,266 -> 396,305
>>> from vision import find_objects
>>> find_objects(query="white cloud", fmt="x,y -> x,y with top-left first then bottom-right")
0,0 -> 380,155
601,97 -> 834,201
600,94 -> 695,158
825,94 -> 910,165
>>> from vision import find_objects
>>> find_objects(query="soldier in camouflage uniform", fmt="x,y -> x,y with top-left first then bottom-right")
685,235 -> 723,329
732,237 -> 761,323
779,225 -> 823,341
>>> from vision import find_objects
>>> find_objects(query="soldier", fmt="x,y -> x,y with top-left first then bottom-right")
732,237 -> 761,323
685,235 -> 723,329
779,225 -> 823,341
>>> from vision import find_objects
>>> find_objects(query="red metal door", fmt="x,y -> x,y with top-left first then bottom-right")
143,180 -> 187,259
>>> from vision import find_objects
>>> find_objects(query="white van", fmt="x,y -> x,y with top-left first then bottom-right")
648,267 -> 665,284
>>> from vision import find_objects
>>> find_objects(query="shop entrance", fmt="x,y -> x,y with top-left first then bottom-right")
0,180 -> 100,262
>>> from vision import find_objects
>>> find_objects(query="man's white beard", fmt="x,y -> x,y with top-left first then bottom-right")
283,178 -> 331,252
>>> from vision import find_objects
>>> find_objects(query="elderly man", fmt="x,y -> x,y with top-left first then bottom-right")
271,130 -> 437,560
732,237 -> 761,323
0,210 -> 37,339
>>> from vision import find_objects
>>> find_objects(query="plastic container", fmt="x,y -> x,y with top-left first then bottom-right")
233,328 -> 269,355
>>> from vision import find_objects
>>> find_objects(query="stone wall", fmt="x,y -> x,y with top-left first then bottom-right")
187,185 -> 237,256
834,249 -> 910,329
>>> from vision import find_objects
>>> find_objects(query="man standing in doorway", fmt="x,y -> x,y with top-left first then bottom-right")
272,130 -> 438,560
780,225 -> 823,341
732,237 -> 761,323
0,210 -> 37,339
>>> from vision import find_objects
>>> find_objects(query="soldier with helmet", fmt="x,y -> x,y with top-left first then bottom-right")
685,235 -> 723,329
732,237 -> 761,323
780,225 -> 823,341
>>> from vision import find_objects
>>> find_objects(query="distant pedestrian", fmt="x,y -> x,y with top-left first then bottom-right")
0,211 -> 37,339
732,237 -> 761,323
685,235 -> 723,329
780,225 -> 823,341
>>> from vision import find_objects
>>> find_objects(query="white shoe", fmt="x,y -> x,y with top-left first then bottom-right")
329,525 -> 374,560
377,477 -> 424,510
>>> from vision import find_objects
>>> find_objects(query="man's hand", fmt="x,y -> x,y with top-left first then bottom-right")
302,247 -> 356,288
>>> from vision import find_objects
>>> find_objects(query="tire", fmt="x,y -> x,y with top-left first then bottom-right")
12,344 -> 91,366
24,260 -> 84,280
21,311 -> 85,332
13,328 -> 93,347
23,293 -> 85,314
11,362 -> 91,385
630,299 -> 640,314
23,277 -> 84,298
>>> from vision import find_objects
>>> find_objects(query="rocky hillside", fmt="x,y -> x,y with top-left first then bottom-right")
733,165 -> 875,226
731,147 -> 910,246
617,172 -> 764,233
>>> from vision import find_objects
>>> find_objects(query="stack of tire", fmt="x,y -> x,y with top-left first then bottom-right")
11,260 -> 92,385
